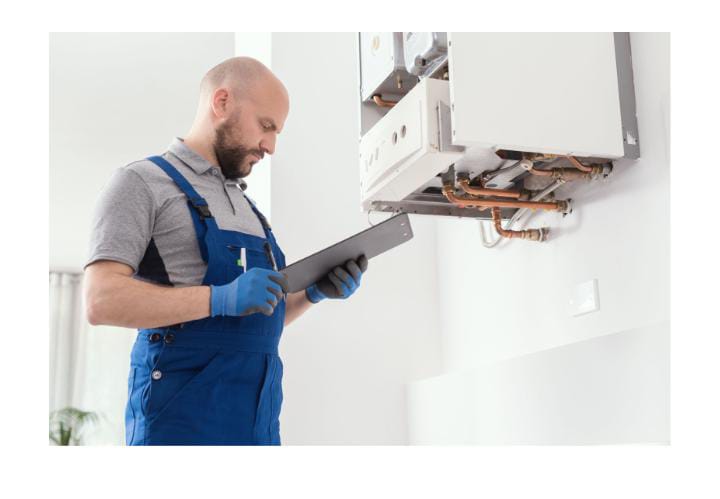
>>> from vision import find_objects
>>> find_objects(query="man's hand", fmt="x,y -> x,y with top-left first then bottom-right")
211,268 -> 289,317
305,255 -> 368,304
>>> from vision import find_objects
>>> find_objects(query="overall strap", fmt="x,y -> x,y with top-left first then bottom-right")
244,194 -> 273,240
146,155 -> 218,262
244,195 -> 284,269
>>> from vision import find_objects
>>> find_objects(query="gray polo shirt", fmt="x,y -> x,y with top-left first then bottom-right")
85,138 -> 267,286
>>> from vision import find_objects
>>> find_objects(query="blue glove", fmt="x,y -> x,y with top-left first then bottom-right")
305,255 -> 368,304
211,268 -> 288,317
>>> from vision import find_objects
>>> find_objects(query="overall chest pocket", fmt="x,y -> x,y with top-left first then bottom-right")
224,244 -> 272,278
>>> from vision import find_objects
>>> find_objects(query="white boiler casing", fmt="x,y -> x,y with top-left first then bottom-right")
359,77 -> 463,210
357,32 -> 639,217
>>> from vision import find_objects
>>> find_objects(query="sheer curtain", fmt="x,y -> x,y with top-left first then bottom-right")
49,271 -> 136,444
49,271 -> 88,412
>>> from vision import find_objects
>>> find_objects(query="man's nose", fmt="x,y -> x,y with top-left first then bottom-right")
260,135 -> 276,156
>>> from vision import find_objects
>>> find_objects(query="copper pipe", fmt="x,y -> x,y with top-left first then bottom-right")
525,165 -> 555,177
526,167 -> 593,181
457,179 -> 523,199
372,95 -> 398,108
524,156 -> 602,181
566,155 -> 594,173
442,186 -> 569,212
491,207 -> 547,241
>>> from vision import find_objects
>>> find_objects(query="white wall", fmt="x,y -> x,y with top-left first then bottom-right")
409,33 -> 670,444
271,33 -> 443,445
408,322 -> 669,444
234,33 -> 273,219
50,32 -> 235,271
49,33 -> 235,444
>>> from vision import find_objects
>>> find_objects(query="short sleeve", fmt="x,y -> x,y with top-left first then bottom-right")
85,167 -> 157,273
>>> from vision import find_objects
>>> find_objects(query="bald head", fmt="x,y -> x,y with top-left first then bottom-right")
186,56 -> 289,180
200,56 -> 286,102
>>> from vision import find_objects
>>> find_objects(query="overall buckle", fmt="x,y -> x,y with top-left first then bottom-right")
192,202 -> 213,219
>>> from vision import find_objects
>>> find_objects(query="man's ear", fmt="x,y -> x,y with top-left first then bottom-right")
211,88 -> 230,118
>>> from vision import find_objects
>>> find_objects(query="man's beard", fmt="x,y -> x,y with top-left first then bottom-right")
213,118 -> 263,179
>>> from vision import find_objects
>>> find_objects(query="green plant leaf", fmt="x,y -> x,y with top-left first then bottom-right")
49,406 -> 100,446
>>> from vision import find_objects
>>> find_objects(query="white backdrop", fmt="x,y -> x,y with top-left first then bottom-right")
49,33 -> 236,444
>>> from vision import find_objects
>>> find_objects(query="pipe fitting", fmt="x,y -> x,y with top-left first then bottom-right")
491,207 -> 549,242
516,227 -> 549,241
551,168 -> 592,181
598,163 -> 613,177
456,171 -> 470,182
523,227 -> 550,242
558,198 -> 573,215
519,159 -> 534,171
518,189 -> 533,201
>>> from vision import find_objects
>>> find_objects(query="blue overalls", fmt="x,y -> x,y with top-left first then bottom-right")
125,156 -> 287,445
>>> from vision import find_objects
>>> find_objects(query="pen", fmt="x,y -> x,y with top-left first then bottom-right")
240,247 -> 247,270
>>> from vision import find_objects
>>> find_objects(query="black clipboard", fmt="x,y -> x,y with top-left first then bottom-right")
281,213 -> 413,293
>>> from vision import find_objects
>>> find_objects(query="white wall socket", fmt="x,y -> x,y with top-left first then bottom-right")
570,279 -> 600,317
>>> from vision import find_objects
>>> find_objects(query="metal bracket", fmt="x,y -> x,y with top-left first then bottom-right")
440,164 -> 456,187
437,102 -> 464,153
614,32 -> 640,159
370,199 -> 517,220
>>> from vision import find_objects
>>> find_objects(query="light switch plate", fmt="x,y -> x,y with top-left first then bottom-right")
570,279 -> 600,317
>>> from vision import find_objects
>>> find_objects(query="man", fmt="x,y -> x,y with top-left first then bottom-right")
83,57 -> 368,445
